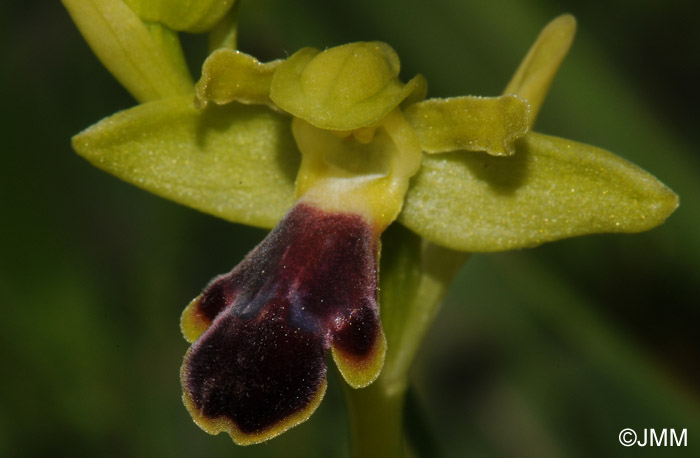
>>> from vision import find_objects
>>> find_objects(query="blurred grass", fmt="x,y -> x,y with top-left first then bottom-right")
1,0 -> 699,457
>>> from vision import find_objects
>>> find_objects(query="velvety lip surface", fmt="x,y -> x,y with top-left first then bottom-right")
181,203 -> 385,443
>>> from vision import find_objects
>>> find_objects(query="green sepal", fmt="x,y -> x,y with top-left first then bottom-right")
72,96 -> 298,229
62,0 -> 193,103
399,132 -> 679,252
270,42 -> 424,130
194,49 -> 282,109
404,95 -> 530,156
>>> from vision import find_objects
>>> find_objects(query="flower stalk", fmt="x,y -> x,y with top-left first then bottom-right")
345,224 -> 468,457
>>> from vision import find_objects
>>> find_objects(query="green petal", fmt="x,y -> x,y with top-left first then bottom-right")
62,0 -> 193,103
503,14 -> 576,123
194,49 -> 282,109
399,132 -> 678,252
270,42 -> 424,130
122,0 -> 236,33
404,95 -> 530,156
72,96 -> 298,229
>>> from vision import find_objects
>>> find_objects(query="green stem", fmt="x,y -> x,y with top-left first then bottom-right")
345,224 -> 468,457
208,1 -> 240,52
345,379 -> 407,458
144,22 -> 193,87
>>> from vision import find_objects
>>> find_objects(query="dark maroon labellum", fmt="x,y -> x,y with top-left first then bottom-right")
181,203 -> 385,444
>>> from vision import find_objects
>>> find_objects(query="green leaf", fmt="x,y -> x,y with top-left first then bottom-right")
62,0 -> 193,103
404,94 -> 530,156
72,96 -> 298,229
399,132 -> 679,252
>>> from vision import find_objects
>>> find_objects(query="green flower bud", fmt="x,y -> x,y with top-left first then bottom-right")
122,0 -> 236,33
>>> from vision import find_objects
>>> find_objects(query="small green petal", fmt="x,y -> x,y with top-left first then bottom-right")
270,42 -> 424,130
62,0 -> 193,103
404,95 -> 530,156
504,14 -> 576,123
399,132 -> 678,252
72,96 -> 298,229
122,0 -> 236,33
194,49 -> 282,109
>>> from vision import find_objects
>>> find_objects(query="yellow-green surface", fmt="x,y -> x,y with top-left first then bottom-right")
72,95 -> 299,229
2,1 -> 699,458
63,0 -> 194,102
122,0 -> 236,33
404,94 -> 530,156
195,48 -> 282,108
270,42 -> 424,131
400,132 -> 677,251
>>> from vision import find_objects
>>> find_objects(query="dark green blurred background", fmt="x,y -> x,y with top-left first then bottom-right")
1,1 -> 699,457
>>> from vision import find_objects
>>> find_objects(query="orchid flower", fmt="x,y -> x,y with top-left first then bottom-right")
62,0 -> 677,454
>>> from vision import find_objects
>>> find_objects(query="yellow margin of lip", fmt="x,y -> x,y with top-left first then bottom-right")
180,295 -> 211,344
331,325 -> 387,389
180,346 -> 329,445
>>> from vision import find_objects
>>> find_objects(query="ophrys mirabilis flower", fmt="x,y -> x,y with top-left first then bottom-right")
62,0 -> 677,452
